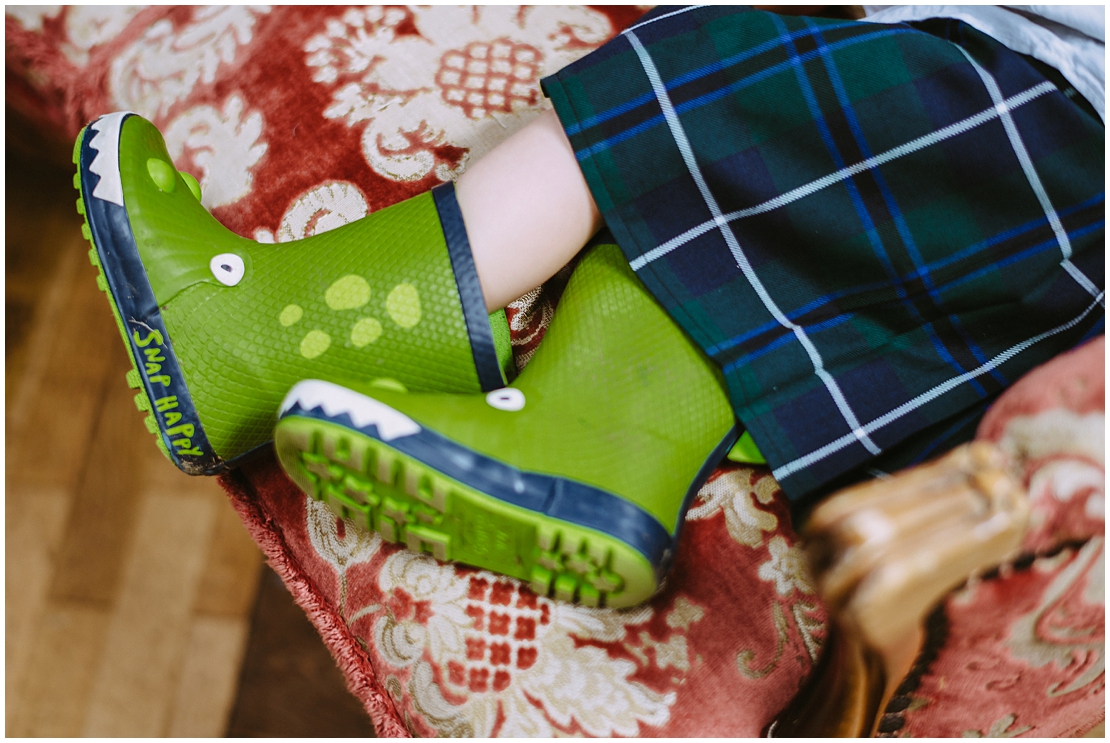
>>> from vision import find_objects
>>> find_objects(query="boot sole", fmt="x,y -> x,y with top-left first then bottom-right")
275,383 -> 662,608
74,114 -> 224,475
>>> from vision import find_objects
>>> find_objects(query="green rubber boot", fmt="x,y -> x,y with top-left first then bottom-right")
274,241 -> 739,608
74,112 -> 512,474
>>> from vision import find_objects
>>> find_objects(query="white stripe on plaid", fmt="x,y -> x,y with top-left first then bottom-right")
625,5 -> 707,35
628,81 -> 1058,271
772,292 -> 1105,481
625,29 -> 884,457
956,46 -> 1105,306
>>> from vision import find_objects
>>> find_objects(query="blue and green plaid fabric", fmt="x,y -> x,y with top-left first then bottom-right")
542,6 -> 1105,503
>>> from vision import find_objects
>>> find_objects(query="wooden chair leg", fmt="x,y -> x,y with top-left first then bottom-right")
770,442 -> 1030,737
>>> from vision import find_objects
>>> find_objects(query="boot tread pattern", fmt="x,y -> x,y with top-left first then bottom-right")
73,125 -> 171,462
286,419 -> 644,608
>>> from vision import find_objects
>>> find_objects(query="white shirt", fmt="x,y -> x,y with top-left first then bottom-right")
862,5 -> 1105,122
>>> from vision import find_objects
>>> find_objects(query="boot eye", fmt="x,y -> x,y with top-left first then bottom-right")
210,253 -> 245,286
486,388 -> 525,411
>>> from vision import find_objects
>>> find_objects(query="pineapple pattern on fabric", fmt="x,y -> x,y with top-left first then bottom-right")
372,551 -> 675,737
296,463 -> 828,736
304,5 -> 613,182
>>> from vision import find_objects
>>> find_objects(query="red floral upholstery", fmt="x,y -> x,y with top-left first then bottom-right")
8,6 -> 1102,736
888,337 -> 1104,738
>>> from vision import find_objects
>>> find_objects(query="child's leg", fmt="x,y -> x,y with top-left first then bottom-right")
456,109 -> 602,311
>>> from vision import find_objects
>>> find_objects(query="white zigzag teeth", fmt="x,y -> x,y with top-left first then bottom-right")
87,111 -> 135,207
281,380 -> 421,442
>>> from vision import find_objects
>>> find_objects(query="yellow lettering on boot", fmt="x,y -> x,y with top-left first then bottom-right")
166,423 -> 195,438
133,328 -> 164,347
155,396 -> 179,412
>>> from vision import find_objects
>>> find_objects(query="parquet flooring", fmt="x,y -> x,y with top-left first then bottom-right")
7,119 -> 378,737
5,132 -> 261,736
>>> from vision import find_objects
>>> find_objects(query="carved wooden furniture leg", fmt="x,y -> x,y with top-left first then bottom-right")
770,441 -> 1030,737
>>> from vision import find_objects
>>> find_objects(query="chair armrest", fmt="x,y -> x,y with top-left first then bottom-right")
771,441 -> 1029,737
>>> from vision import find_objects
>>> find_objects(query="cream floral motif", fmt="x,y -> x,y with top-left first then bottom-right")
629,632 -> 692,672
687,469 -> 825,672
1028,460 -> 1105,522
1001,408 -> 1105,528
306,497 -> 383,620
962,712 -> 1033,738
61,6 -> 144,66
373,550 -> 675,736
999,409 -> 1104,466
6,6 -> 62,33
666,596 -> 705,630
305,5 -> 613,182
254,181 -> 371,244
791,601 -> 825,662
305,496 -> 381,571
686,468 -> 781,548
758,536 -> 816,596
507,287 -> 549,341
1005,537 -> 1104,697
164,94 -> 267,209
110,6 -> 270,119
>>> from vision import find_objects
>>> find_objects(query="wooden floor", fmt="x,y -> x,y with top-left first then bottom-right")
5,125 -> 375,737
6,136 -> 265,736
226,567 -> 378,737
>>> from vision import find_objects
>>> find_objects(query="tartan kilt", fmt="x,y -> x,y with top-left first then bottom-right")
541,6 -> 1105,504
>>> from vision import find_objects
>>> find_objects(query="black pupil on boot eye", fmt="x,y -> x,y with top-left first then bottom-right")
221,264 -> 232,272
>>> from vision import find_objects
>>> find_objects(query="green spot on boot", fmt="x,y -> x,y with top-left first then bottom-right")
370,377 -> 407,393
77,112 -> 498,472
351,317 -> 383,347
147,158 -> 176,193
181,172 -> 202,201
300,330 -> 331,359
326,275 -> 371,310
280,304 -> 303,326
274,243 -> 737,608
386,283 -> 421,328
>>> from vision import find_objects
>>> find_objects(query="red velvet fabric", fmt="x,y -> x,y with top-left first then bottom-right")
890,337 -> 1105,738
7,7 -> 1102,736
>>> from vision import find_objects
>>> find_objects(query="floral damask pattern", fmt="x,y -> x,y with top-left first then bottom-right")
1000,408 -> 1105,553
8,6 -> 1103,737
1007,538 -> 1104,697
163,94 -> 268,209
62,6 -> 144,66
283,462 -> 826,736
688,468 -> 825,673
304,5 -> 613,181
894,338 -> 1105,738
372,552 -> 674,737
896,541 -> 1105,738
251,181 -> 371,245
109,6 -> 270,119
